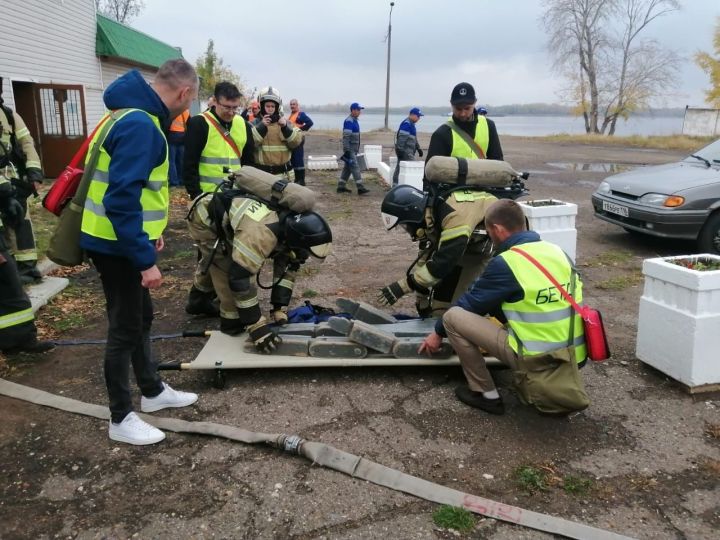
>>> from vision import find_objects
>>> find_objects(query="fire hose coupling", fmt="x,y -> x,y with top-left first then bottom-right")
276,434 -> 305,454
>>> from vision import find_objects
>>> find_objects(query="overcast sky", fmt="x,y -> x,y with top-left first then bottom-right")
132,0 -> 718,108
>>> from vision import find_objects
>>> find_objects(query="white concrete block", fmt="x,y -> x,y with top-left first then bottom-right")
636,254 -> 720,389
27,276 -> 70,313
307,155 -> 338,170
388,156 -> 398,179
398,161 -> 424,191
519,199 -> 578,261
377,162 -> 391,186
363,145 -> 382,169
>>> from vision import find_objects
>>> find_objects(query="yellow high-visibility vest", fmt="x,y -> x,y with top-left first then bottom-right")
198,112 -> 247,193
81,109 -> 168,241
448,115 -> 489,159
499,241 -> 587,363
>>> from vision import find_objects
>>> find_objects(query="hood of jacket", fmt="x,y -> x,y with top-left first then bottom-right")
103,69 -> 169,121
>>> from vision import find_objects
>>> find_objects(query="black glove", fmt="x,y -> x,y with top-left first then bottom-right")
25,168 -> 44,184
0,197 -> 25,228
248,321 -> 282,353
417,148 -> 424,157
11,178 -> 34,199
378,277 -> 413,306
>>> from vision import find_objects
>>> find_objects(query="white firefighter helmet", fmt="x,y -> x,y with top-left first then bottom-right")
258,86 -> 282,107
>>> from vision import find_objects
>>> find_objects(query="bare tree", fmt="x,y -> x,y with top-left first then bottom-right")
95,0 -> 146,24
695,17 -> 720,107
542,0 -> 681,135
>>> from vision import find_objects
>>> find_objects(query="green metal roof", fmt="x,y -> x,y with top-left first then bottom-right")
96,14 -> 183,69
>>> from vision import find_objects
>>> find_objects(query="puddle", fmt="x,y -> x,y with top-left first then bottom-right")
546,162 -> 636,173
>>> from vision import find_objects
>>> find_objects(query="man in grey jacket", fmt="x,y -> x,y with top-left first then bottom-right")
392,107 -> 424,185
338,102 -> 369,195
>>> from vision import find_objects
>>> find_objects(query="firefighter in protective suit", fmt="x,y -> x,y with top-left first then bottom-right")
187,189 -> 332,352
379,184 -> 497,317
0,78 -> 44,284
251,87 -> 303,180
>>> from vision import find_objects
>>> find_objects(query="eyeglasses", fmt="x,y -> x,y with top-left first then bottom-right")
216,102 -> 240,112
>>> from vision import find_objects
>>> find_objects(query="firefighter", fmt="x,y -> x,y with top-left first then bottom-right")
378,183 -> 497,317
183,81 -> 255,317
187,187 -> 332,352
0,214 -> 54,354
251,87 -> 303,180
0,78 -> 44,284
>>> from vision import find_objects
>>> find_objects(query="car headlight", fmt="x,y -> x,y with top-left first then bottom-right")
638,193 -> 686,207
597,181 -> 611,194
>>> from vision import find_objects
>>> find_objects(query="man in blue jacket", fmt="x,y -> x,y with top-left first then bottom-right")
80,60 -> 200,445
392,107 -> 424,185
337,102 -> 369,195
419,199 -> 586,415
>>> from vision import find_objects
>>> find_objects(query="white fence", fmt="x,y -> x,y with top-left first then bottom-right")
681,107 -> 720,137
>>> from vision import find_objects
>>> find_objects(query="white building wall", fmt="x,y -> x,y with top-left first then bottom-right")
0,0 -> 103,131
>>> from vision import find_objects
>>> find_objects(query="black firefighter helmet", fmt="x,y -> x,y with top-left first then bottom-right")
381,184 -> 428,231
284,211 -> 332,259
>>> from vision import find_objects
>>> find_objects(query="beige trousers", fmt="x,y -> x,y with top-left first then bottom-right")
443,306 -> 519,393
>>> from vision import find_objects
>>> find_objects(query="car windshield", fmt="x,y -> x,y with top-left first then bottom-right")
688,138 -> 720,162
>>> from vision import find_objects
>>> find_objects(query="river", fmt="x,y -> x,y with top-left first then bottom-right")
304,111 -> 684,137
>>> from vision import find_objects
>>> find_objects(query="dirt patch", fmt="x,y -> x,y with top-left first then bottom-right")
0,133 -> 718,539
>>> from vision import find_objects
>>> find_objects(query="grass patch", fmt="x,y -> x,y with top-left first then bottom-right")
432,505 -> 475,532
302,289 -> 319,298
165,248 -> 195,261
514,465 -> 549,493
534,133 -> 715,152
562,475 -> 593,495
587,250 -> 634,267
42,304 -> 87,333
596,272 -> 644,290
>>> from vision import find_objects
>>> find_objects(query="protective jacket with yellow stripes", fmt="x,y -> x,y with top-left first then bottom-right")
0,232 -> 38,350
187,193 -> 304,326
251,119 -> 303,175
411,187 -> 497,313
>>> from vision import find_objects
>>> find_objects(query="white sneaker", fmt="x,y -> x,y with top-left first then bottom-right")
141,382 -> 198,413
109,412 -> 165,445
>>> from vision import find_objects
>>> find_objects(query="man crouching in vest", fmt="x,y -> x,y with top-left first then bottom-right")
419,200 -> 588,416
79,61 -> 200,446
187,188 -> 332,352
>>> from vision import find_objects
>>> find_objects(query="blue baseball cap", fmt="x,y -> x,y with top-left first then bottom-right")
409,107 -> 424,117
350,102 -> 365,110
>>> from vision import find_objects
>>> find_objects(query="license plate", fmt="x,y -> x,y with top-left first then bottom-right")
602,201 -> 629,217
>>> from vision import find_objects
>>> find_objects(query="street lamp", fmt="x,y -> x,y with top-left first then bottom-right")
383,1 -> 394,130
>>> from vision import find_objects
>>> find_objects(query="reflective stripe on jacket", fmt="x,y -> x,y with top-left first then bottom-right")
499,241 -> 587,362
198,112 -> 248,193
81,109 -> 169,241
448,115 -> 489,159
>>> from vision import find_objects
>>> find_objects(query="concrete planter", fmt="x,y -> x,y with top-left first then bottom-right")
363,145 -> 382,169
307,155 -> 338,171
636,254 -> 720,392
519,199 -> 578,261
398,161 -> 424,190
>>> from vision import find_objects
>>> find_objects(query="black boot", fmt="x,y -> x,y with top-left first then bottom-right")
220,316 -> 245,336
17,261 -> 42,285
357,184 -> 370,195
185,286 -> 220,317
295,169 -> 306,186
2,338 -> 55,355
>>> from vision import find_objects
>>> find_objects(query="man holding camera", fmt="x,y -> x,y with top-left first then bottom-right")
0,78 -> 44,284
250,87 -> 303,180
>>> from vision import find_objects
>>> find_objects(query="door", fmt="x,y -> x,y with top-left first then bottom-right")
33,84 -> 87,177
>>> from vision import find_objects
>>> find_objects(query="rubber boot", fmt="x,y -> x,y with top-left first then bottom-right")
295,169 -> 306,186
185,286 -> 220,317
17,261 -> 42,285
220,316 -> 245,336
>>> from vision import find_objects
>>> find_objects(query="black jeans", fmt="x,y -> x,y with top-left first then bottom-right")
89,251 -> 163,423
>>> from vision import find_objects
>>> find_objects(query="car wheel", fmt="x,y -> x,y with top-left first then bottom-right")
698,212 -> 720,255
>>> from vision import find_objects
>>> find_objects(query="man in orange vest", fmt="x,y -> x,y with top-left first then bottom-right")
287,99 -> 313,186
168,109 -> 189,186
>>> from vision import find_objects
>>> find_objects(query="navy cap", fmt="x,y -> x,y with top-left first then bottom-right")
409,107 -> 424,117
350,102 -> 365,110
450,82 -> 477,105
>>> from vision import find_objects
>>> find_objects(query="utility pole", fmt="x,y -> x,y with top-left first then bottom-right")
383,2 -> 394,130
